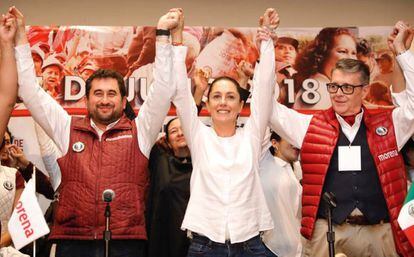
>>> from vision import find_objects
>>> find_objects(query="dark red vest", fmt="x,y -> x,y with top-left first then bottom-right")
52,115 -> 149,240
300,107 -> 414,256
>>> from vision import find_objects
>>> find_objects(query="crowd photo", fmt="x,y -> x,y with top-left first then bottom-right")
0,3 -> 414,257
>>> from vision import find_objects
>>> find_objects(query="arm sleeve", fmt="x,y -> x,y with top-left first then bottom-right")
392,50 -> 414,150
172,45 -> 203,151
15,44 -> 70,155
136,42 -> 175,158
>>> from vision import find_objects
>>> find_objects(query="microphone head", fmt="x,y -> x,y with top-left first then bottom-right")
102,189 -> 115,203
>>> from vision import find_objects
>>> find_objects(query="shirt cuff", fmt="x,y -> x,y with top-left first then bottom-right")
396,50 -> 413,70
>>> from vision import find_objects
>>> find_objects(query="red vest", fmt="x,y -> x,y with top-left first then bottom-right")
300,107 -> 414,256
52,115 -> 149,240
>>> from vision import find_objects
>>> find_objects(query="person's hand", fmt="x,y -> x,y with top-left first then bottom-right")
387,21 -> 413,55
8,144 -> 30,169
259,8 -> 279,45
157,9 -> 180,30
0,13 -> 17,47
8,6 -> 27,46
193,66 -> 212,93
236,60 -> 253,89
256,26 -> 271,48
170,8 -> 184,44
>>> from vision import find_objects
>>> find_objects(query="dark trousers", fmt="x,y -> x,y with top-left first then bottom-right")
187,234 -> 267,257
55,239 -> 145,257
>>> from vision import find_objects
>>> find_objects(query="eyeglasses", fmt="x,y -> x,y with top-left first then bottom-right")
326,82 -> 365,95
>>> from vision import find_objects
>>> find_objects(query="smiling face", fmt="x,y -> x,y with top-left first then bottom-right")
86,78 -> 126,129
322,34 -> 357,78
166,118 -> 188,155
329,69 -> 367,116
206,79 -> 244,130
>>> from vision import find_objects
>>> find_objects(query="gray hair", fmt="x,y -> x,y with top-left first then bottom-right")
332,58 -> 370,85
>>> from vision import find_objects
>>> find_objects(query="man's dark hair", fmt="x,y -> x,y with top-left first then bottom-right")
333,58 -> 370,85
206,76 -> 244,102
85,69 -> 126,99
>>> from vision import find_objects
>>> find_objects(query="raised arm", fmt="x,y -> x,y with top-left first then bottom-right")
0,13 -> 17,140
390,21 -> 414,149
171,10 -> 202,150
136,9 -> 180,158
11,7 -> 70,154
245,8 -> 277,151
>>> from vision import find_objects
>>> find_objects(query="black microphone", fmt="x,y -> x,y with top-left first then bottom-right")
323,191 -> 337,208
102,189 -> 115,203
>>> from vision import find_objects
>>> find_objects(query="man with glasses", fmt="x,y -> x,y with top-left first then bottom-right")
270,21 -> 414,257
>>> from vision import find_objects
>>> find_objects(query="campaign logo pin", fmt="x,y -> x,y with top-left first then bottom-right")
72,141 -> 85,153
3,181 -> 14,191
375,126 -> 388,136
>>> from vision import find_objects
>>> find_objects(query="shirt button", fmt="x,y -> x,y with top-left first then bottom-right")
352,172 -> 357,176
356,200 -> 360,204
353,186 -> 358,190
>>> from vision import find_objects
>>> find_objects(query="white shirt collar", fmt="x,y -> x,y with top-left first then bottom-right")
90,118 -> 120,139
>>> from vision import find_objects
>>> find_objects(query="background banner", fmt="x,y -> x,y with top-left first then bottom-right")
8,25 -> 412,209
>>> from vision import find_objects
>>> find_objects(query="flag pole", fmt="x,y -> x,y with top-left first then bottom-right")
33,164 -> 36,257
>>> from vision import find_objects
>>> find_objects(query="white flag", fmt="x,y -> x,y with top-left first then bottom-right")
7,178 -> 50,250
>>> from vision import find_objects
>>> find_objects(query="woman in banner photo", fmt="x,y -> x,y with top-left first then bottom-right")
259,131 -> 302,257
293,27 -> 357,110
171,8 -> 277,256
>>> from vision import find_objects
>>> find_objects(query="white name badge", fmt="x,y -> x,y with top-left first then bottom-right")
338,145 -> 361,172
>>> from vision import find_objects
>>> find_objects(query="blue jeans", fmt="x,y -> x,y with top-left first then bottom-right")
55,239 -> 145,257
264,244 -> 278,257
186,234 -> 267,257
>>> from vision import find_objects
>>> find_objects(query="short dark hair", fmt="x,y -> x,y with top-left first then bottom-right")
333,58 -> 370,85
85,69 -> 126,99
269,131 -> 281,156
207,76 -> 243,102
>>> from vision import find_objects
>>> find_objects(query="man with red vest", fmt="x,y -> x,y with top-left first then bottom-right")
270,21 -> 414,257
8,7 -> 182,257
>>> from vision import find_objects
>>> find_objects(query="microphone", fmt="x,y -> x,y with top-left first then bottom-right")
102,189 -> 115,203
323,191 -> 337,208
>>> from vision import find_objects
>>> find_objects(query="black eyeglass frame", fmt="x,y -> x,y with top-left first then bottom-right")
326,82 -> 366,95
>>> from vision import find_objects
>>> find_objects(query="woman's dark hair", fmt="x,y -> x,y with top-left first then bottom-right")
269,131 -> 281,156
293,27 -> 355,91
124,101 -> 136,120
164,117 -> 179,142
1,127 -> 13,150
402,138 -> 414,166
206,76 -> 244,102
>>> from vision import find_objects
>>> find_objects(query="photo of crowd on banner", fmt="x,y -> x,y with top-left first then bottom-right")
21,24 -> 400,113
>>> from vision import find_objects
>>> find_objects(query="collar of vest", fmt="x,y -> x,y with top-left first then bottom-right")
72,114 -> 133,133
323,106 -> 389,131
